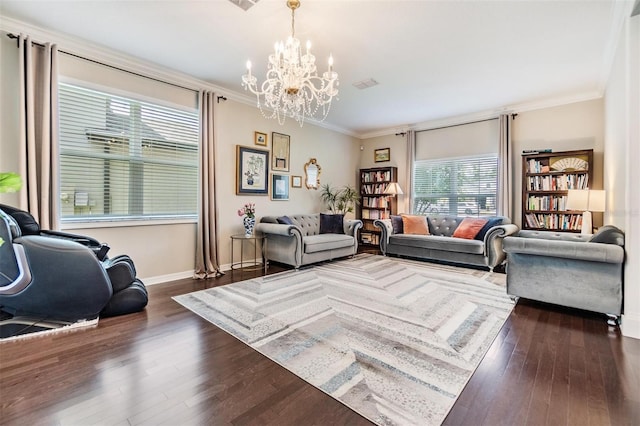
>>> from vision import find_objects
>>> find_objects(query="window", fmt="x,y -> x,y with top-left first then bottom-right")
413,155 -> 497,216
58,83 -> 199,222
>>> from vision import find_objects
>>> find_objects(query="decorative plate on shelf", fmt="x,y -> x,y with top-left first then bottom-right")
549,157 -> 588,172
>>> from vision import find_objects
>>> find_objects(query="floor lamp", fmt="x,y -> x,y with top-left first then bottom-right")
383,182 -> 403,219
566,189 -> 606,234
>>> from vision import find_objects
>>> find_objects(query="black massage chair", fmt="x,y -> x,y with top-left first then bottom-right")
0,204 -> 148,335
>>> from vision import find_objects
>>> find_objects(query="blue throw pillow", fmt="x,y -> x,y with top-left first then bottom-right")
474,217 -> 503,241
390,215 -> 404,234
320,213 -> 344,234
276,215 -> 294,225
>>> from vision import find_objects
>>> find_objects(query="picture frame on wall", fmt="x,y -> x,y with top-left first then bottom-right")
254,131 -> 267,147
291,175 -> 302,188
272,132 -> 290,172
271,174 -> 290,200
236,145 -> 269,195
374,147 -> 391,163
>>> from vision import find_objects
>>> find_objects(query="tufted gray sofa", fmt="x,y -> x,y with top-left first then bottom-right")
374,215 -> 518,271
503,226 -> 624,324
256,214 -> 363,269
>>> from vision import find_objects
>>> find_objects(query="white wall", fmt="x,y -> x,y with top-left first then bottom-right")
512,99 -> 605,228
605,12 -> 639,339
0,29 -> 360,282
360,134 -> 409,212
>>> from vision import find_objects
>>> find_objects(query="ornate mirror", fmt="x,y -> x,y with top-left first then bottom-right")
304,158 -> 321,190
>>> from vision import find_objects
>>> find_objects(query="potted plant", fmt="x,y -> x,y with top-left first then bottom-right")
320,184 -> 360,215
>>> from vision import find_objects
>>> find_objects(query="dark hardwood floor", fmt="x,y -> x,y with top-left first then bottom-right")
1,262 -> 639,426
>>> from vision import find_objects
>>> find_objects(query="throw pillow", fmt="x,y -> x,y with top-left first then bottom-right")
474,217 -> 503,241
453,218 -> 489,239
588,225 -> 624,245
276,215 -> 294,225
390,215 -> 404,234
401,214 -> 430,235
320,213 -> 344,234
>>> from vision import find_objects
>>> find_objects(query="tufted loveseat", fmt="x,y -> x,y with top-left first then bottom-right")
256,214 -> 363,269
374,215 -> 518,271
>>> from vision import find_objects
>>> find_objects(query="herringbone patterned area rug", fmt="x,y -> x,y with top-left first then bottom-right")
174,254 -> 514,425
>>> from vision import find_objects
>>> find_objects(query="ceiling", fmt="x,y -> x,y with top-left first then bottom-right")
0,0 -> 630,137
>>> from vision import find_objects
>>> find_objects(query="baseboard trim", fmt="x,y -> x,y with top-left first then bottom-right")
142,270 -> 195,286
621,313 -> 640,339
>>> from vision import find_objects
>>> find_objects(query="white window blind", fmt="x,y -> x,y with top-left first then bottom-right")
412,119 -> 499,217
58,83 -> 199,221
413,155 -> 498,216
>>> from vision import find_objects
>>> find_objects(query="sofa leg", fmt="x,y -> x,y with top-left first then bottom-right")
606,314 -> 619,327
509,295 -> 519,303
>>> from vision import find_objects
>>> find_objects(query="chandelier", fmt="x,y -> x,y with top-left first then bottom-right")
241,0 -> 339,127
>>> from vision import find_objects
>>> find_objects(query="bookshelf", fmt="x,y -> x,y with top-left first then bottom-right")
358,166 -> 398,247
522,149 -> 593,232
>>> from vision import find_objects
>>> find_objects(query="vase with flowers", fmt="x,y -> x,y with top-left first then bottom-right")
237,203 -> 256,237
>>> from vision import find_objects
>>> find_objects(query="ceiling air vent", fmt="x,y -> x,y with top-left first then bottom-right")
228,0 -> 260,11
353,78 -> 379,90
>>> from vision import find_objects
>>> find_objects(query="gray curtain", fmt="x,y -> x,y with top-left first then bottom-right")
18,35 -> 60,230
194,90 -> 222,278
405,130 -> 416,214
497,114 -> 513,217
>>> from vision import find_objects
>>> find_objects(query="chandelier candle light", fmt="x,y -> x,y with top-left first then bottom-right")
242,0 -> 339,127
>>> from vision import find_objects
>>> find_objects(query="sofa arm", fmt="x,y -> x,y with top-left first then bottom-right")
255,223 -> 304,267
344,219 -> 363,236
255,222 -> 302,238
484,223 -> 519,269
503,236 -> 624,264
373,219 -> 392,255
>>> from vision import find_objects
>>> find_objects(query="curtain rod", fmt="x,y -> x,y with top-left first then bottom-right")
6,33 -> 200,94
416,114 -> 517,134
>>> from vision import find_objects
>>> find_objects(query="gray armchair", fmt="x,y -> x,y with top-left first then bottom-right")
503,226 -> 624,325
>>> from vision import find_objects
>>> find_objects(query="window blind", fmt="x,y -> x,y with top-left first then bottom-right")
413,155 -> 498,216
412,119 -> 499,217
58,83 -> 199,221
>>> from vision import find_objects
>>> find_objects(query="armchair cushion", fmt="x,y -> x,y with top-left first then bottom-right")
320,213 -> 345,234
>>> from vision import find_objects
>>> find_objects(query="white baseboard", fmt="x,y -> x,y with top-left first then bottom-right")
142,270 -> 195,286
141,258 -> 266,285
621,313 -> 640,339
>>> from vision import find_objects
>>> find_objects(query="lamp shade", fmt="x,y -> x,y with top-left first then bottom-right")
383,182 -> 403,196
566,190 -> 589,211
587,190 -> 606,212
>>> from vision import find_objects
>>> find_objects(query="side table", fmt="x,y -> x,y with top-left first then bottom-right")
230,234 -> 267,274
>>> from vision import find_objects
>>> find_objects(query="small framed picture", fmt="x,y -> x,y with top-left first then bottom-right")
271,174 -> 290,200
272,132 -> 290,172
374,147 -> 391,163
291,175 -> 302,188
254,131 -> 267,147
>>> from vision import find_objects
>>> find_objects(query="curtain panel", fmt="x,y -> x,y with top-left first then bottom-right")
194,90 -> 222,278
17,34 -> 60,229
497,114 -> 513,217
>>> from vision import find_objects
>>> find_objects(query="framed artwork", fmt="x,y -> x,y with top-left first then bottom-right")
272,132 -> 290,172
374,147 -> 391,163
254,131 -> 267,147
236,145 -> 269,195
271,174 -> 290,200
291,175 -> 302,188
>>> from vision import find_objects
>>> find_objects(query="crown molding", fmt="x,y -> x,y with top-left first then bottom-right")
0,15 -> 357,138
359,90 -> 603,140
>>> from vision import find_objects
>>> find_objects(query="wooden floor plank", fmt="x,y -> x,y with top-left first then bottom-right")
1,263 -> 639,426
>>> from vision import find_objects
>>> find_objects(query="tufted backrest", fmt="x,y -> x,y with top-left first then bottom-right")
515,229 -> 591,242
425,215 -> 509,237
260,214 -> 321,237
